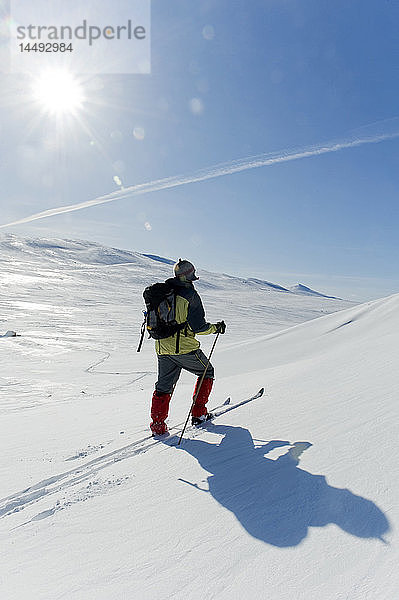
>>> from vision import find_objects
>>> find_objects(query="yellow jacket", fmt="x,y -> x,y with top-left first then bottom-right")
155,278 -> 217,355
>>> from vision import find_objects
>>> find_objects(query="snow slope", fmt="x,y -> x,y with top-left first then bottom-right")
0,235 -> 397,600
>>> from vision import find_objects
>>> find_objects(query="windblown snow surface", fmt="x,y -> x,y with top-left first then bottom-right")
0,235 -> 397,600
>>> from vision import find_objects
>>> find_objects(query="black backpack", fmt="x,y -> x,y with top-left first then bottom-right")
137,282 -> 187,352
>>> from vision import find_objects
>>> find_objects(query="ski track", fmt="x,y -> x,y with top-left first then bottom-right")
13,475 -> 131,529
0,433 -> 164,520
84,350 -> 154,394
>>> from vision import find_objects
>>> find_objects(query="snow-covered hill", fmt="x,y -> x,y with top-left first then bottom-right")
0,234 -> 397,600
290,283 -> 341,299
0,234 -> 354,411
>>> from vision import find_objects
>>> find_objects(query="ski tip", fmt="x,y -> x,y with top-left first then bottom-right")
223,397 -> 231,405
259,387 -> 265,396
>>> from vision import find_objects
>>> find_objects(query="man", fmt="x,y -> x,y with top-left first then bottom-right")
150,259 -> 226,436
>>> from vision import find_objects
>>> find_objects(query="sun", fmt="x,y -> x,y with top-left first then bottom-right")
32,69 -> 85,116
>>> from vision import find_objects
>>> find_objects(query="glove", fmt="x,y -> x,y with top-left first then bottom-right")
214,321 -> 226,334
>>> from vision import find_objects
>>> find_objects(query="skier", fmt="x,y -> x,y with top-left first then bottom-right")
150,259 -> 226,436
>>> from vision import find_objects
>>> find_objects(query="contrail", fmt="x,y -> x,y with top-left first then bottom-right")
1,130 -> 398,229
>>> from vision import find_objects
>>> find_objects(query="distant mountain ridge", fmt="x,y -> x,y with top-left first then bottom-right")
142,254 -> 175,265
289,283 -> 341,300
0,233 -> 341,300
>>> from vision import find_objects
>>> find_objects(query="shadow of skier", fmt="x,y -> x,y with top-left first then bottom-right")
176,424 -> 390,547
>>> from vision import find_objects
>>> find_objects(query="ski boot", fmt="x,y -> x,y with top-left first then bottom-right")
150,421 -> 169,437
191,413 -> 214,426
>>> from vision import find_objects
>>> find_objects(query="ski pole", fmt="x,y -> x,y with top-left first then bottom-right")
178,332 -> 220,445
137,311 -> 147,352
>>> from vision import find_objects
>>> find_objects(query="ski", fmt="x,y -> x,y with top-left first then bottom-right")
174,387 -> 265,445
211,386 -> 264,419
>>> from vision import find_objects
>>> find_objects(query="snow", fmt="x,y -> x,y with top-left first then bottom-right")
0,234 -> 398,600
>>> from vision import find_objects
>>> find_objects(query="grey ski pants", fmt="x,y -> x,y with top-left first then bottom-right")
155,350 -> 214,394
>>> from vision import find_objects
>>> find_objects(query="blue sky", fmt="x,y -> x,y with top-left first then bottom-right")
1,0 -> 399,300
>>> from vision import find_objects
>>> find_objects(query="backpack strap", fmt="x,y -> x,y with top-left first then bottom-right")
173,289 -> 180,353
174,322 -> 189,353
172,288 -> 188,354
